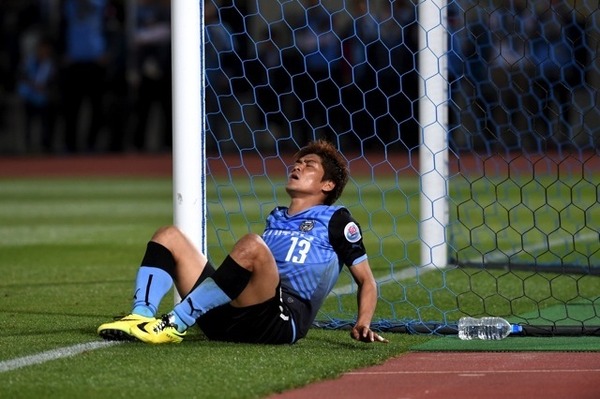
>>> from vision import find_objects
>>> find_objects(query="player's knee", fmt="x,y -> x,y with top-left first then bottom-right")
151,225 -> 185,247
232,233 -> 269,261
239,233 -> 267,249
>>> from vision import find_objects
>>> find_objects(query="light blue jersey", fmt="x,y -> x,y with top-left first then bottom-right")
262,205 -> 367,336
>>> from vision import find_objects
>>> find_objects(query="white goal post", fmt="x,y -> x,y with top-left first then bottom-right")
419,0 -> 450,269
171,0 -> 206,303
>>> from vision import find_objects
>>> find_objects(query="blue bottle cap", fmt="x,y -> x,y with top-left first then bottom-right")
511,324 -> 523,334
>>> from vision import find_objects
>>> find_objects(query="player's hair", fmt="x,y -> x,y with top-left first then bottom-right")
295,140 -> 349,205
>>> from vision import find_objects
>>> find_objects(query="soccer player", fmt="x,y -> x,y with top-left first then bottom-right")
98,140 -> 388,344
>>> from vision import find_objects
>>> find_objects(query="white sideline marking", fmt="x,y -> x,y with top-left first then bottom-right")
331,231 -> 599,297
10,233 -> 591,373
475,231 -> 599,264
331,265 -> 438,296
0,341 -> 121,373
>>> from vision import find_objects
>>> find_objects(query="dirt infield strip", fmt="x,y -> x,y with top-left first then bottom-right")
3,154 -> 600,399
269,352 -> 600,399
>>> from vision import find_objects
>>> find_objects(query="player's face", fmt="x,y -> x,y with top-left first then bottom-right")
286,154 -> 333,198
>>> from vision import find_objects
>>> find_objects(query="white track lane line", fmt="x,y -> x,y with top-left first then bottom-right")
347,368 -> 600,375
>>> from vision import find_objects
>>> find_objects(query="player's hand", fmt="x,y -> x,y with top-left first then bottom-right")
350,325 -> 389,344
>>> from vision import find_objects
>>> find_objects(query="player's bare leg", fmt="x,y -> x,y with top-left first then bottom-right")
226,233 -> 280,307
131,230 -> 280,343
149,225 -> 209,297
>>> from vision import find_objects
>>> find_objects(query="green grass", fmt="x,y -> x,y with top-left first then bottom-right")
449,175 -> 600,267
0,177 -> 430,398
1,176 -> 599,397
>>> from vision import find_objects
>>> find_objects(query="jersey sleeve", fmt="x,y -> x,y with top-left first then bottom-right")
328,208 -> 368,267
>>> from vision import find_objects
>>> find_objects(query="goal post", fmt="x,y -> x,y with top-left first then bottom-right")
171,0 -> 206,303
418,0 -> 450,270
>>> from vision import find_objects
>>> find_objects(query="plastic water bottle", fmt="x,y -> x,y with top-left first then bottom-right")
457,316 -> 522,340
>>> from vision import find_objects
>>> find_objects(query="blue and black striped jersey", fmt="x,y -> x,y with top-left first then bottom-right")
262,205 -> 367,337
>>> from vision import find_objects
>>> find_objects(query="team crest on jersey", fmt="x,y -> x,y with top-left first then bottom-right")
299,220 -> 315,232
344,222 -> 361,243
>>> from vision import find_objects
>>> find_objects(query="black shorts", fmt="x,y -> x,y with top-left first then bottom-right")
195,285 -> 299,344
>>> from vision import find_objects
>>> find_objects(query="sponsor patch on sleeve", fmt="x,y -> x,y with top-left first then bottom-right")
344,222 -> 361,243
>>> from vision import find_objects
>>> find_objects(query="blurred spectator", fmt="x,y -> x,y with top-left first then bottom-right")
341,1 -> 419,152
339,0 -> 379,150
103,0 -> 129,152
292,0 -> 343,145
1,1 -> 51,141
218,0 -> 248,93
529,0 -> 588,151
447,4 -> 465,139
204,0 -> 237,151
131,0 -> 171,152
59,0 -> 109,153
17,35 -> 58,152
377,1 -> 419,151
483,0 -> 587,153
486,0 -> 537,152
254,26 -> 288,132
446,2 -> 489,152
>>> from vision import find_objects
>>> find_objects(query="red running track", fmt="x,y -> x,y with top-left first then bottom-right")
269,352 -> 600,399
1,150 -> 598,178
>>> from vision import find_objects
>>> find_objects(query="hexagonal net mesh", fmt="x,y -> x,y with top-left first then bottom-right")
203,0 -> 599,335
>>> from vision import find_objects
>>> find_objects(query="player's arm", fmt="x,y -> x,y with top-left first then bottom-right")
349,259 -> 388,343
329,208 -> 388,343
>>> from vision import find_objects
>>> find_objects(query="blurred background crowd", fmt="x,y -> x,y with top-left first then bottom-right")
2,0 -> 179,154
0,0 -> 594,155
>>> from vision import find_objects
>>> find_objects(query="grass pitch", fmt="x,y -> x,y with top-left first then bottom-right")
0,177 -> 430,398
1,175 -> 598,397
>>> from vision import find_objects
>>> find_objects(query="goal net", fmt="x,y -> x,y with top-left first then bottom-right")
200,0 -> 600,335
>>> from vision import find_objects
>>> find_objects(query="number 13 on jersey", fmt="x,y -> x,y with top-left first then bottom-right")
285,236 -> 311,263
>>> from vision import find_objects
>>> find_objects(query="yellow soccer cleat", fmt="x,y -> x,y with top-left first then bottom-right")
130,314 -> 186,344
97,314 -> 156,341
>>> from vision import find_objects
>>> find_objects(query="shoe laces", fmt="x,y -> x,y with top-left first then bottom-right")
154,314 -> 176,333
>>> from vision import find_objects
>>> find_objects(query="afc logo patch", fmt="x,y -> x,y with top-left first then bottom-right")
299,220 -> 315,232
344,222 -> 361,243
